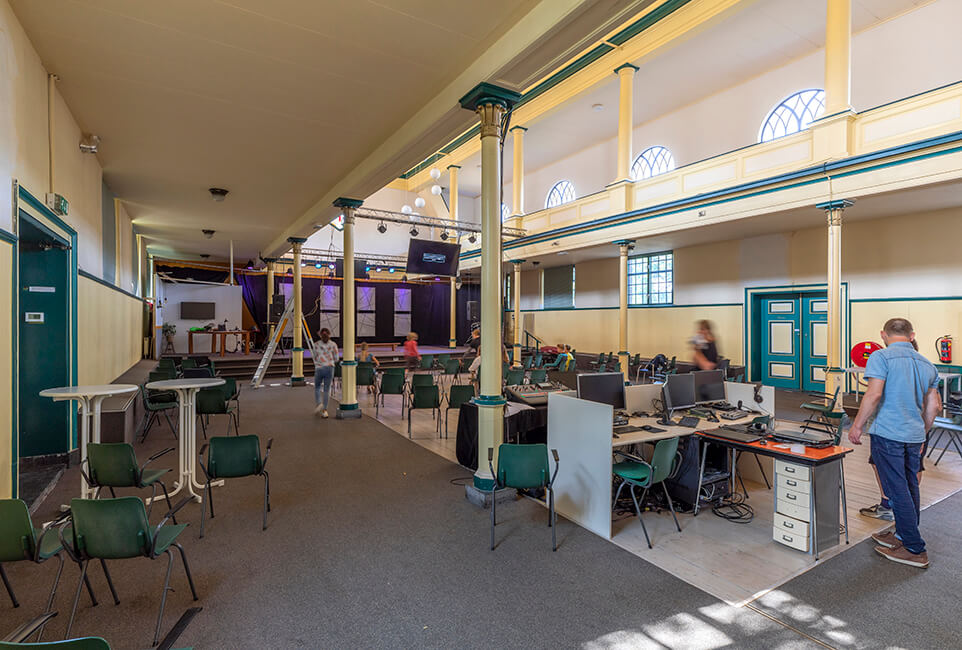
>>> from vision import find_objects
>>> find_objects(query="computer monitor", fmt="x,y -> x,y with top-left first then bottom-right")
693,369 -> 726,403
663,373 -> 696,412
577,372 -> 625,410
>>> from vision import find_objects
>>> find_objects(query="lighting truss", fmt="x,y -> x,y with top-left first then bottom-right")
278,247 -> 407,267
351,207 -> 525,238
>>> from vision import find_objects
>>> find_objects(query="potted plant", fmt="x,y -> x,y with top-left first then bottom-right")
162,323 -> 177,351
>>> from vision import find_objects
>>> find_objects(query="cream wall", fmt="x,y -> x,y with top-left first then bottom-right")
77,276 -> 142,385
504,0 -> 962,214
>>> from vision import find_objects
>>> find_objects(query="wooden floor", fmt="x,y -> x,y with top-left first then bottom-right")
326,380 -> 962,607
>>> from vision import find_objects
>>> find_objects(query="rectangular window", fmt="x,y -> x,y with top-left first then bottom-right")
542,265 -> 575,309
628,252 -> 673,305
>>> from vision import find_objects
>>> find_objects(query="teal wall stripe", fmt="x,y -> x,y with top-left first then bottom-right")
507,302 -> 742,313
850,295 -> 962,303
79,268 -> 145,302
608,0 -> 692,45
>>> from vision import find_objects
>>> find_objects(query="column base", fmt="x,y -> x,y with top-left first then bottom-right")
289,377 -> 306,387
336,405 -> 362,419
464,483 -> 515,509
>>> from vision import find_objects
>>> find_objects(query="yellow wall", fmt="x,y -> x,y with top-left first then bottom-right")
78,276 -> 143,385
852,300 -> 962,367
0,240 -> 13,498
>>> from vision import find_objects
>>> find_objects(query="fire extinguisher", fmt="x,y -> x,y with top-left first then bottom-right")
937,335 -> 952,363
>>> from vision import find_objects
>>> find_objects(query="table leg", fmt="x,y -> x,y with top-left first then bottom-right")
211,334 -> 216,354
245,332 -> 250,355
189,333 -> 194,355
78,397 -> 92,499
839,458 -> 849,545
811,471 -> 819,560
694,439 -> 708,516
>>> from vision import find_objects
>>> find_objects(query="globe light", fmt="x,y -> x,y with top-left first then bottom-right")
401,204 -> 413,214
429,168 -> 441,180
430,184 -> 442,195
414,197 -> 426,209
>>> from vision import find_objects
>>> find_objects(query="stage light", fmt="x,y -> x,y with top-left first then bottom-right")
328,263 -> 335,270
389,267 -> 395,273
434,276 -> 440,281
410,226 -> 419,237
377,222 -> 387,234
365,266 -> 371,273
301,262 -> 307,267
440,230 -> 448,241
468,233 -> 477,243
314,262 -> 322,269
375,266 -> 382,273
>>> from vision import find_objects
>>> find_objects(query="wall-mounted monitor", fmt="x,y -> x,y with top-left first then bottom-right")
405,239 -> 460,277
180,301 -> 215,320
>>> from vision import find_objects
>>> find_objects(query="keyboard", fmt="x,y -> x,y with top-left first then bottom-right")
677,416 -> 700,428
614,425 -> 643,435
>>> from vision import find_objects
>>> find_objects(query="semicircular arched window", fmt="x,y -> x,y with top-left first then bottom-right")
545,180 -> 576,209
760,89 -> 825,142
631,146 -> 675,181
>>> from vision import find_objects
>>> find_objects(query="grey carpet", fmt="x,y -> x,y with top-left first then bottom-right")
5,386 -> 839,649
751,490 -> 962,650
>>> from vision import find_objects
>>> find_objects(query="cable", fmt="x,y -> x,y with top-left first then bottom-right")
711,490 -> 754,523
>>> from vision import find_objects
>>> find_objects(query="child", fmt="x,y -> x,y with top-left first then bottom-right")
360,342 -> 379,394
403,332 -> 421,373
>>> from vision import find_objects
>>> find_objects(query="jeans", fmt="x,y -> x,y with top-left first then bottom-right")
871,435 -> 925,554
314,365 -> 334,409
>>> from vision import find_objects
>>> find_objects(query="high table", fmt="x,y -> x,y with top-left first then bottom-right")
145,377 -> 225,503
187,329 -> 252,355
39,384 -> 139,499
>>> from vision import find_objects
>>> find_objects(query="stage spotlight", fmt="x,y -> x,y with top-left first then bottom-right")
375,266 -> 383,273
410,226 -> 419,237
365,266 -> 371,273
468,233 -> 477,243
389,267 -> 395,273
314,262 -> 322,269
328,263 -> 335,271
440,230 -> 448,241
377,222 -> 387,234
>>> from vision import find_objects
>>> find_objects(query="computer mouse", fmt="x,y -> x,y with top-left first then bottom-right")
759,439 -> 767,445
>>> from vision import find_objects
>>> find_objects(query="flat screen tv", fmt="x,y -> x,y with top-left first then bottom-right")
180,301 -> 216,320
405,239 -> 460,277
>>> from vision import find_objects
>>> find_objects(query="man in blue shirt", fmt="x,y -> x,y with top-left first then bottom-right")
849,318 -> 941,568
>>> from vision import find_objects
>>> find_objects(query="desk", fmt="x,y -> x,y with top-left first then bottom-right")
188,329 -> 251,355
145,377 -> 225,503
39,384 -> 139,499
696,429 -> 851,558
847,366 -> 959,405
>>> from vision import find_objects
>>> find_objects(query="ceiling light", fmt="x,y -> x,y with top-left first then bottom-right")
592,103 -> 604,112
401,204 -> 413,214
414,197 -> 426,209
430,168 -> 441,180
202,229 -> 215,239
410,226 -> 419,237
208,188 -> 229,202
430,184 -> 442,196
377,222 -> 387,234
468,233 -> 477,244
557,251 -> 569,256
440,230 -> 448,241
79,133 -> 100,154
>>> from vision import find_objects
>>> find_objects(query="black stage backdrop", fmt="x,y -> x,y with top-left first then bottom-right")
156,264 -> 479,348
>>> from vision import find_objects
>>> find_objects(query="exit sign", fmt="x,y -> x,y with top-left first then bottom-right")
45,192 -> 69,216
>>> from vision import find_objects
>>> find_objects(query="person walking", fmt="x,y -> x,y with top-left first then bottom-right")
312,328 -> 338,418
403,332 -> 421,377
691,320 -> 720,370
848,318 -> 941,568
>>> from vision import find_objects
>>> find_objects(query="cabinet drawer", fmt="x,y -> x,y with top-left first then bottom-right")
777,474 -> 811,494
773,526 -> 809,552
774,512 -> 810,537
776,497 -> 811,522
775,459 -> 810,481
779,486 -> 810,507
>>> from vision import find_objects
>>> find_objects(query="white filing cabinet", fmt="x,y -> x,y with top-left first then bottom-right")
773,457 -> 840,555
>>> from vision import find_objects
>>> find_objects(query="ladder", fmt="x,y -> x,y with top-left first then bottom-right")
251,299 -> 314,388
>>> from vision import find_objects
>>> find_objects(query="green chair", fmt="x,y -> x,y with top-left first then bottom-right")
220,377 -> 240,417
411,373 -> 435,388
0,502 -> 75,640
195,387 -> 238,437
0,608 -> 201,649
149,368 -> 176,382
333,361 -> 342,392
376,372 -> 406,418
504,368 -> 524,386
445,384 -> 475,438
528,369 -> 547,384
590,352 -> 605,369
198,435 -> 272,538
437,354 -> 451,367
408,385 -> 441,438
63,497 -> 198,645
158,357 -> 179,370
139,384 -> 178,442
357,363 -> 376,395
488,444 -> 560,551
181,367 -> 213,379
441,359 -> 461,386
532,352 -> 543,368
800,386 -> 841,432
83,443 -> 176,520
612,436 -> 681,549
419,354 -> 435,371
181,358 -> 197,370
522,355 -> 533,370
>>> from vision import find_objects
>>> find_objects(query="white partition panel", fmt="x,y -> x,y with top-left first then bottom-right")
625,383 -> 662,414
548,392 -> 614,540
724,381 -> 776,417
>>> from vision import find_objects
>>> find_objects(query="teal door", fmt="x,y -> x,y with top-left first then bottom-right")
760,295 -> 801,389
801,296 -> 828,392
18,216 -> 70,457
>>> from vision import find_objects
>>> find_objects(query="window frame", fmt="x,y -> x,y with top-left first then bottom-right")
627,251 -> 674,306
545,180 -> 576,209
759,89 -> 826,143
631,145 -> 675,181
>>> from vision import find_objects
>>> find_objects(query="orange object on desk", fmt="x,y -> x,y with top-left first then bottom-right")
698,430 -> 852,462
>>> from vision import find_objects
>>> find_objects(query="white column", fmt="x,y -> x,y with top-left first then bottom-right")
448,165 -> 460,223
614,63 -> 638,183
510,126 -> 526,216
819,199 -> 851,396
289,237 -> 307,386
336,200 -> 363,418
616,241 -> 634,378
449,277 -> 457,349
824,0 -> 852,115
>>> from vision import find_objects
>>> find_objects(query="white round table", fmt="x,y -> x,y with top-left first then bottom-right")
39,384 -> 139,499
146,377 -> 225,503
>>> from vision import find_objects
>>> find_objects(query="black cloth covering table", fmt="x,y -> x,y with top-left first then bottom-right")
455,402 -> 548,471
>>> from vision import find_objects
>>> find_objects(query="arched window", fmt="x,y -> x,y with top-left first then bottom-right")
501,202 -> 511,221
631,146 -> 675,180
545,180 -> 576,208
760,89 -> 825,142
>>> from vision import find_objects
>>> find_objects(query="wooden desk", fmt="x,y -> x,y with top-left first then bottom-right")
696,428 -> 852,558
187,329 -> 251,355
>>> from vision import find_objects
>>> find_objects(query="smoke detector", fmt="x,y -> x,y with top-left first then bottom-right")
79,134 -> 100,154
208,188 -> 229,202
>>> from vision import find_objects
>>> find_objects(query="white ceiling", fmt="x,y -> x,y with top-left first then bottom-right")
12,0 -> 621,260
453,0 -> 925,197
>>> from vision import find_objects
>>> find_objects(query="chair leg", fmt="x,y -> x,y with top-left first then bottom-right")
262,471 -> 270,530
490,487 -> 497,551
408,409 -> 412,438
200,481 -> 212,538
163,410 -> 177,439
662,482 -> 681,532
148,483 -> 157,519
37,554 -> 64,640
108,487 -> 117,498
172,543 -> 199,601
153,550 -> 175,646
612,480 -> 627,511
82,569 -> 98,606
231,411 -> 239,435
101,559 -> 120,605
550,487 -> 557,552
630,485 -> 652,549
198,415 -> 207,439
159,481 -> 177,524
140,410 -> 154,442
66,560 -> 89,639
927,429 -> 945,457
0,563 -> 18,607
